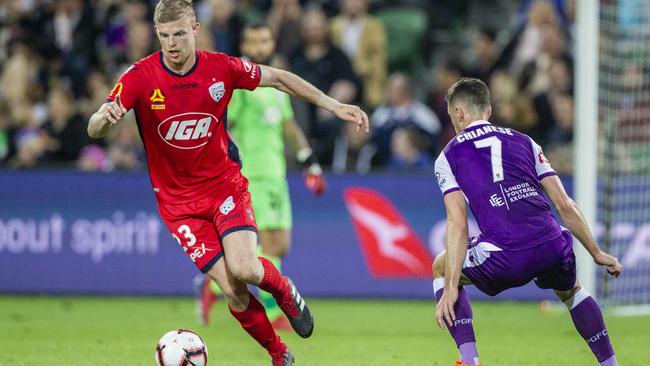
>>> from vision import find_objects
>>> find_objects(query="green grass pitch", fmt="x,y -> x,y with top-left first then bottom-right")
1,296 -> 648,365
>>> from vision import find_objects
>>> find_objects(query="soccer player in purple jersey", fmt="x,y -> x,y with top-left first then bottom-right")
432,78 -> 622,366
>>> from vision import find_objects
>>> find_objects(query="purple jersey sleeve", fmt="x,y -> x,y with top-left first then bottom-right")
528,136 -> 556,180
435,152 -> 460,196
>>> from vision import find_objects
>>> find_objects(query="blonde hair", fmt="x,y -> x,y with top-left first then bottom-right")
154,0 -> 195,24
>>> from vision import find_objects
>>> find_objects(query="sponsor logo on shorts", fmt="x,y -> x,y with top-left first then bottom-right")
208,81 -> 225,102
157,112 -> 217,149
189,242 -> 213,263
220,196 -> 235,215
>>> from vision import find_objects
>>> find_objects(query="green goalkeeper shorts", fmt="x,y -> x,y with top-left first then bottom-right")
247,177 -> 292,231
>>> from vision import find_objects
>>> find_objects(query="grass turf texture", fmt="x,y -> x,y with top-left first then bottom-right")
0,296 -> 648,365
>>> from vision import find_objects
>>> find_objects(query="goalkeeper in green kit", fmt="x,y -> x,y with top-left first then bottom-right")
194,22 -> 326,330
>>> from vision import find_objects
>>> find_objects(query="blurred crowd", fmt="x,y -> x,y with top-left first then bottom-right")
0,0 -> 580,174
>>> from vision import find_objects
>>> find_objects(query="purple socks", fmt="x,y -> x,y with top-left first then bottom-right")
434,278 -> 479,365
563,288 -> 617,365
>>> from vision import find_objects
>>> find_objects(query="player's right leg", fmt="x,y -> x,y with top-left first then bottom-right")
205,255 -> 293,366
433,250 -> 481,366
534,230 -> 617,365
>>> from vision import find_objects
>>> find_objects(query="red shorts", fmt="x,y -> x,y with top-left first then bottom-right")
158,175 -> 257,273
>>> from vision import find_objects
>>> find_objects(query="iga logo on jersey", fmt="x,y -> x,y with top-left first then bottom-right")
157,112 -> 217,149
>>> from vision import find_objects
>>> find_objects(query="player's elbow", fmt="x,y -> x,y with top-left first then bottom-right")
556,197 -> 578,217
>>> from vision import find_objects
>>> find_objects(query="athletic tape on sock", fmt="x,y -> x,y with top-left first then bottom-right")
563,288 -> 591,310
433,278 -> 445,295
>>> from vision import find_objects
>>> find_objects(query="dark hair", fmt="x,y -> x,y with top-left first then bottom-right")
240,21 -> 273,43
478,26 -> 497,43
445,77 -> 491,111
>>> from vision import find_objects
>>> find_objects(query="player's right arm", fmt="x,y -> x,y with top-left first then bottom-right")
88,66 -> 140,139
541,175 -> 622,277
88,95 -> 127,139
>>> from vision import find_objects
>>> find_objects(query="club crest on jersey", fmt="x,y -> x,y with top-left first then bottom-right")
150,88 -> 166,110
208,81 -> 225,102
157,112 -> 217,149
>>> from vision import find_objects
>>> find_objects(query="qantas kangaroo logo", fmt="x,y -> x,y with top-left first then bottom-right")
344,187 -> 433,278
157,112 -> 217,149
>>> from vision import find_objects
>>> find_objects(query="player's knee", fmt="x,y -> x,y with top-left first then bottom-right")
433,252 -> 446,278
228,259 -> 262,284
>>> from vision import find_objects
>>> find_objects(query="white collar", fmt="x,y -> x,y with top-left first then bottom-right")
464,120 -> 491,129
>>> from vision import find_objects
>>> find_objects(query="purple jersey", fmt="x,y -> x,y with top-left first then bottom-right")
435,120 -> 562,250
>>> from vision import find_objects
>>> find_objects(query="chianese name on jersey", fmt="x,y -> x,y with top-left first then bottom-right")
434,120 -> 562,250
107,50 -> 261,203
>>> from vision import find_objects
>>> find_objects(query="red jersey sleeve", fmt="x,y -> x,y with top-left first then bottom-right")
106,65 -> 141,111
226,56 -> 261,91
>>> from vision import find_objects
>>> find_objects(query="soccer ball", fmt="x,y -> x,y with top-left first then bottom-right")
155,329 -> 208,366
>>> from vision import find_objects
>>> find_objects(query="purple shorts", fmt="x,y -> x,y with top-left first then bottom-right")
461,229 -> 576,296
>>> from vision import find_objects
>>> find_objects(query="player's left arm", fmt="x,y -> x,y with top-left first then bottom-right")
284,118 -> 326,196
258,65 -> 369,133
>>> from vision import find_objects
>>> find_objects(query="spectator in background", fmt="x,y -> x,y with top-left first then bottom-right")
0,39 -> 40,125
267,0 -> 302,65
389,126 -> 433,170
330,0 -> 387,109
80,70 -> 112,120
466,27 -> 500,84
126,19 -> 154,63
428,60 -> 462,146
289,5 -> 360,165
42,87 -> 91,164
371,73 -> 440,167
0,99 -> 14,165
203,0 -> 244,56
544,93 -> 574,175
489,70 -> 537,135
521,24 -> 572,96
45,0 -> 98,96
106,116 -> 145,170
12,128 -> 47,168
500,0 -> 561,75
532,57 -> 572,145
77,144 -> 111,172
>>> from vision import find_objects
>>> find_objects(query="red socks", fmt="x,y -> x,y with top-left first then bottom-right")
258,257 -> 289,299
229,292 -> 286,357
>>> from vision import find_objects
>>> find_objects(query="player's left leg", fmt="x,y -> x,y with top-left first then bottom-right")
221,229 -> 313,338
205,254 -> 292,365
258,229 -> 292,330
555,283 -> 617,365
433,250 -> 481,366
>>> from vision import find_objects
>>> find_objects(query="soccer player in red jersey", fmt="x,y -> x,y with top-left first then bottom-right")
87,1 -> 369,365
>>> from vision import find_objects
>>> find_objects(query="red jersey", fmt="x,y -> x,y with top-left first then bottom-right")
107,50 -> 261,203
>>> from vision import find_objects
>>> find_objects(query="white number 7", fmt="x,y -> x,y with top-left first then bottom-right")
474,136 -> 504,182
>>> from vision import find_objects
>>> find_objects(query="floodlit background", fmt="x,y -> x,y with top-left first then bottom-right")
1,0 -> 649,365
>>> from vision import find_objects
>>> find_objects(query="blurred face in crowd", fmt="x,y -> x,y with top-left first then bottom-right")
548,59 -> 570,93
240,26 -> 276,65
210,0 -> 235,25
155,15 -> 200,72
302,9 -> 328,45
542,26 -> 566,58
553,94 -> 574,131
474,32 -> 496,62
342,0 -> 367,18
385,74 -> 411,106
48,89 -> 73,126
